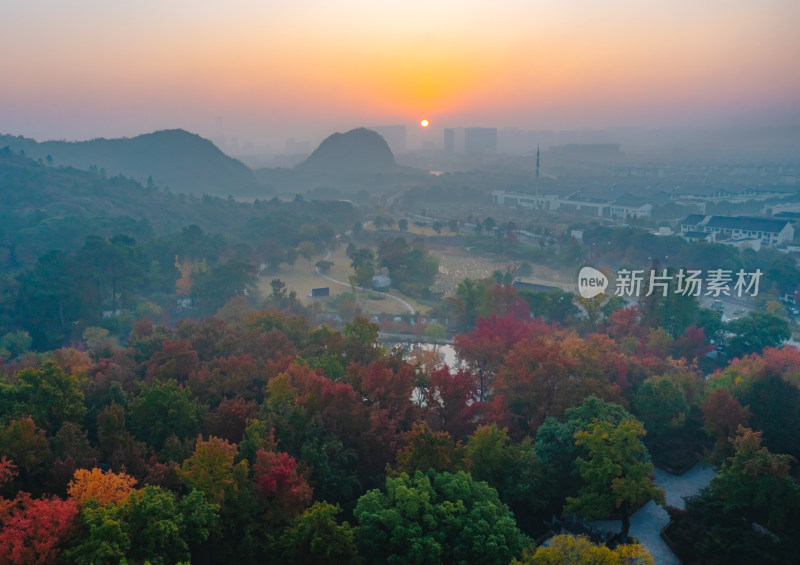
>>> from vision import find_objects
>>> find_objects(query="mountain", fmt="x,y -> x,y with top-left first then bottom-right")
298,128 -> 397,174
0,129 -> 260,196
0,147 -> 358,270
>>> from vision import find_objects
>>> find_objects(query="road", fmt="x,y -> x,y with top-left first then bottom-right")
315,250 -> 415,315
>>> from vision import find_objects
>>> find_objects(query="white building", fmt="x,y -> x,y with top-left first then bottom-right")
680,215 -> 795,248
492,190 -> 652,219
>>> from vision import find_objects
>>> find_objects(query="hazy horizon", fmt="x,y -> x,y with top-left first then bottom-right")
2,0 -> 799,151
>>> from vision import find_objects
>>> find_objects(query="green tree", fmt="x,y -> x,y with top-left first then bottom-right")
666,427 -> 800,564
631,376 -> 688,437
192,255 -> 257,315
129,379 -> 203,452
354,470 -> 528,565
3,361 -> 86,435
299,240 -> 317,263
535,397 -> 630,512
342,316 -> 385,365
0,416 -> 51,477
522,289 -> 580,324
711,427 -> 800,531
395,422 -> 468,474
725,311 -> 790,359
0,330 -> 32,359
279,502 -> 362,565
467,425 -> 548,530
565,418 -> 665,540
67,486 -> 218,565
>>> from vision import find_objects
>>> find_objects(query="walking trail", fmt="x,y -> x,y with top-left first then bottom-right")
594,462 -> 716,565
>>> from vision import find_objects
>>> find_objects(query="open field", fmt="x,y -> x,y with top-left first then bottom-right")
256,245 -> 427,317
259,229 -> 577,317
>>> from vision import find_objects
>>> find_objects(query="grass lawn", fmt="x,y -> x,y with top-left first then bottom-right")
257,245 -> 427,317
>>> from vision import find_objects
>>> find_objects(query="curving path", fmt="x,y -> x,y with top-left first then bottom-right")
594,462 -> 716,565
315,250 -> 415,315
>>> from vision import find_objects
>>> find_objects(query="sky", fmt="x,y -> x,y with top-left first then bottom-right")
1,0 -> 798,151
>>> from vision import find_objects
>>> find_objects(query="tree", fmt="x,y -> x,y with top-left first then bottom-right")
453,314 -> 536,402
712,427 -> 800,531
0,330 -> 32,359
395,422 -> 469,474
284,247 -> 299,269
725,311 -> 790,359
398,218 -> 408,232
253,448 -> 313,524
192,255 -> 257,315
129,378 -> 203,452
180,435 -> 249,507
467,425 -> 548,530
565,418 -> 664,540
66,486 -> 218,565
631,376 -> 688,437
354,470 -> 528,565
535,397 -> 630,512
521,289 -> 579,324
701,389 -> 750,460
0,416 -> 51,478
0,494 -> 78,565
666,427 -> 800,564
68,468 -> 137,508
298,240 -> 317,263
4,361 -> 86,436
347,246 -> 375,270
423,366 -> 480,440
517,534 -> 654,565
204,396 -> 257,443
279,502 -> 362,565
342,316 -> 385,366
738,374 -> 800,462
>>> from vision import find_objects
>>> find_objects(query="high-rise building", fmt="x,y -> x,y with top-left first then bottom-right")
443,128 -> 455,153
464,127 -> 497,153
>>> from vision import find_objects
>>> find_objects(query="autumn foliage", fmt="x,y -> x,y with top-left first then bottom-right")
67,467 -> 137,508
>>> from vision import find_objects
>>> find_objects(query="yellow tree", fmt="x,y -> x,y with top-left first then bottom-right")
68,467 -> 137,508
566,418 -> 665,541
516,534 -> 654,565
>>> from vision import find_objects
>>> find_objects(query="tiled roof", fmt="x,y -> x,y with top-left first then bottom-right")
705,216 -> 791,232
681,214 -> 706,226
681,215 -> 792,233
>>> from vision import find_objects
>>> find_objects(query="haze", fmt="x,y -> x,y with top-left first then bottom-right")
2,0 -> 798,150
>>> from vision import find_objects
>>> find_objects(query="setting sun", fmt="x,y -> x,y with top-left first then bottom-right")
420,119 -> 429,127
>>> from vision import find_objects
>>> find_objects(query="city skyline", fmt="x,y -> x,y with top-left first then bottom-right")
2,0 -> 798,150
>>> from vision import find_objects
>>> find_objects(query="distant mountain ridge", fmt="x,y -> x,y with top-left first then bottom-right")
0,129 -> 260,196
298,128 -> 397,174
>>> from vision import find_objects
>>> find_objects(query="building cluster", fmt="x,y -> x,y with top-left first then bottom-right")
492,190 -> 653,219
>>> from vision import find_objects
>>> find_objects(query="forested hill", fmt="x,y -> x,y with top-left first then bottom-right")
255,128 -> 426,194
0,129 -> 261,197
299,128 -> 397,174
0,148 -> 358,269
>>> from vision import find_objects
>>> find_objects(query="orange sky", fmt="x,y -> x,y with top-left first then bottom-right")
1,0 -> 798,149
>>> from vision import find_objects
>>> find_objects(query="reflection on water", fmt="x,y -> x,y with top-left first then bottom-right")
402,343 -> 459,367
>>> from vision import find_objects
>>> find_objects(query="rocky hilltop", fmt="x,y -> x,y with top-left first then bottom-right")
299,128 -> 397,174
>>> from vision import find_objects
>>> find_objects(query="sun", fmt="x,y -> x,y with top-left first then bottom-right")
420,119 -> 429,128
